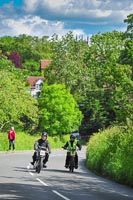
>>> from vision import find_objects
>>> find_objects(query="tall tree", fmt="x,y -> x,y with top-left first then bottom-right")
39,84 -> 83,137
120,14 -> 133,71
44,32 -> 90,99
124,13 -> 133,36
0,70 -> 38,131
80,31 -> 133,133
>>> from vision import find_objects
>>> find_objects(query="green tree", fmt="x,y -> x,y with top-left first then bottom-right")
0,55 -> 14,70
0,55 -> 30,80
86,31 -> 125,88
0,36 -> 15,53
120,14 -> 133,73
124,13 -> 133,36
0,34 -> 52,74
39,84 -> 83,137
80,31 -> 133,133
44,32 -> 90,98
0,70 -> 38,131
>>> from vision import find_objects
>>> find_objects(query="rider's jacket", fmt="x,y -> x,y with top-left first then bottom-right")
34,139 -> 51,153
63,140 -> 81,152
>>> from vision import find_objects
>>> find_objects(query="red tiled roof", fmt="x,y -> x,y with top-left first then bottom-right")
27,76 -> 44,89
40,59 -> 51,69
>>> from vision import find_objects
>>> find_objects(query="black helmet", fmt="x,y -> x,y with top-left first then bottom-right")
70,134 -> 75,139
42,131 -> 48,137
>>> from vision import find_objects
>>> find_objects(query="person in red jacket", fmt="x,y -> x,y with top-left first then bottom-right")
8,127 -> 16,151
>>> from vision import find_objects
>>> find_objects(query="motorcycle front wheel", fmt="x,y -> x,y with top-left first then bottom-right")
36,158 -> 41,173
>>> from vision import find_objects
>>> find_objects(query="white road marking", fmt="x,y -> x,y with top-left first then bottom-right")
36,178 -> 48,186
27,165 -> 30,169
53,190 -> 71,200
27,164 -> 34,176
35,177 -> 70,200
29,172 -> 34,176
26,154 -> 71,200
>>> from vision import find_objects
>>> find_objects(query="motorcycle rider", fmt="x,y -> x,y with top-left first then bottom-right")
63,134 -> 82,169
31,131 -> 51,168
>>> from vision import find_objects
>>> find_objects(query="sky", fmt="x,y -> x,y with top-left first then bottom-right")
0,0 -> 132,38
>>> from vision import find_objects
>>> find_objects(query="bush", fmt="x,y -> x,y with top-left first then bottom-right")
86,126 -> 133,187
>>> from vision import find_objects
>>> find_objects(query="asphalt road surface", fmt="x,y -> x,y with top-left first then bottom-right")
0,147 -> 132,200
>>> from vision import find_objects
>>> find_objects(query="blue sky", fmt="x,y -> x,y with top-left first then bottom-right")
0,0 -> 132,38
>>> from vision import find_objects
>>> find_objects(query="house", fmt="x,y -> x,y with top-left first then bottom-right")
40,59 -> 51,72
26,60 -> 51,98
27,76 -> 44,98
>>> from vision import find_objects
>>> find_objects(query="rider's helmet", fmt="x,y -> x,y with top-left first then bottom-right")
70,134 -> 76,139
41,131 -> 48,137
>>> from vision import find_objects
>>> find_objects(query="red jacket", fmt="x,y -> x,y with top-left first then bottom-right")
8,130 -> 16,140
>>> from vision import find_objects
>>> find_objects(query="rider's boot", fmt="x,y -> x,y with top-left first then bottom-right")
43,164 -> 47,168
43,161 -> 47,168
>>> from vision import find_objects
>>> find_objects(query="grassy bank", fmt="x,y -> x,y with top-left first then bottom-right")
86,126 -> 133,187
0,131 -> 70,151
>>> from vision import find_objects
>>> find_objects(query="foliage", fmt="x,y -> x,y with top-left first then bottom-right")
22,60 -> 40,74
44,32 -> 91,98
120,14 -> 133,77
8,51 -> 22,68
0,55 -> 14,70
124,13 -> 133,36
80,31 -> 133,133
0,34 -> 52,73
39,83 -> 83,137
86,126 -> 133,187
0,70 -> 38,130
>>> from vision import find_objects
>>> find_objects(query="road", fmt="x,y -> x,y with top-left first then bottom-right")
0,147 -> 132,200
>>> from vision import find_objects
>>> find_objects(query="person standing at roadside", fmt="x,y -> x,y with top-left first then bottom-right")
8,127 -> 16,151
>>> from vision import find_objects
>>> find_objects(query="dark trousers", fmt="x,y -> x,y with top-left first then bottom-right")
9,140 -> 15,150
65,152 -> 78,166
32,151 -> 49,164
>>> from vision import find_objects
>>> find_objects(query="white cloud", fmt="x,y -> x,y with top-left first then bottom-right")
43,0 -> 69,9
0,15 -> 86,37
13,0 -> 133,24
0,0 -> 132,37
23,0 -> 38,12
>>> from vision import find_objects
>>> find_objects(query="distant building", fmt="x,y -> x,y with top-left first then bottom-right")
40,59 -> 51,73
26,60 -> 51,98
27,76 -> 44,98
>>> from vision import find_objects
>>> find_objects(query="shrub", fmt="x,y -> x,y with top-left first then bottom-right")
86,126 -> 133,187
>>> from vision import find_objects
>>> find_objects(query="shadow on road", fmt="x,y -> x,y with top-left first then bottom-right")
0,182 -> 54,200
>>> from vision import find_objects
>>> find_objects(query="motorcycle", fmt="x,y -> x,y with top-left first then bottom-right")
63,147 -> 77,173
34,146 -> 47,173
69,147 -> 76,172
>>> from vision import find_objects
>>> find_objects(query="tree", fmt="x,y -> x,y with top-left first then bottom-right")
80,31 -> 133,133
85,31 -> 125,87
39,84 -> 83,137
124,13 -> 133,36
0,36 -> 15,53
0,34 -> 52,73
0,70 -> 38,131
8,51 -> 22,68
44,32 -> 90,99
0,54 -> 14,70
120,14 -> 133,71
